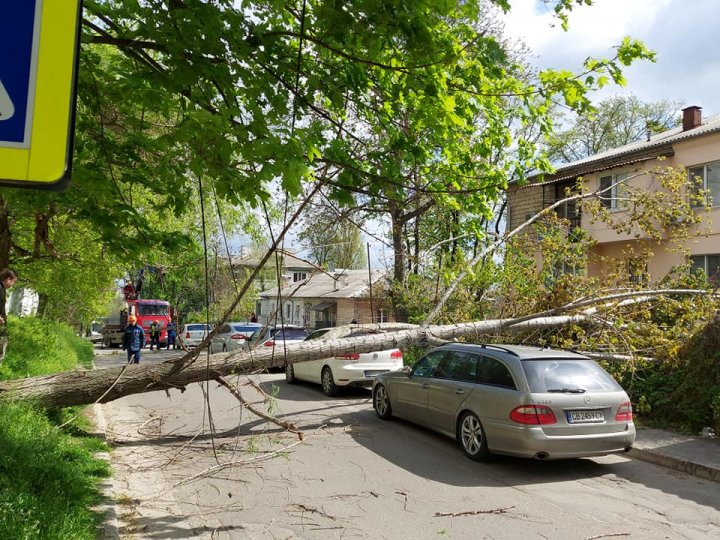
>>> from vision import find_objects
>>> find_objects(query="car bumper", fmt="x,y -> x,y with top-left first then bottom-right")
485,422 -> 637,459
334,363 -> 403,387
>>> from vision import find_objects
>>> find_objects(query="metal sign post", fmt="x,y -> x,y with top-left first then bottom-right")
0,0 -> 82,190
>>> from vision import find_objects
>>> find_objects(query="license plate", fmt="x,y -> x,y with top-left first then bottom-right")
566,410 -> 604,424
364,370 -> 388,378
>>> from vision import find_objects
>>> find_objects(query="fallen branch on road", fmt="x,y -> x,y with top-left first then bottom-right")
216,376 -> 304,440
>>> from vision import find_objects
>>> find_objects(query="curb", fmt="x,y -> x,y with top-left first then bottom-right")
89,358 -> 121,539
628,447 -> 720,483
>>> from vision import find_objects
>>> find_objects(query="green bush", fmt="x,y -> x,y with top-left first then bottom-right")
0,317 -> 109,539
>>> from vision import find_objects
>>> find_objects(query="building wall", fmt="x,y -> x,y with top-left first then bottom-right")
509,132 -> 720,282
507,182 -> 546,232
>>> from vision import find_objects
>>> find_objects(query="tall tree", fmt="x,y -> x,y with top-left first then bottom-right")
545,95 -> 682,163
298,203 -> 366,270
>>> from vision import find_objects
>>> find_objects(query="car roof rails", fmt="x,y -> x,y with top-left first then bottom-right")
479,344 -> 521,357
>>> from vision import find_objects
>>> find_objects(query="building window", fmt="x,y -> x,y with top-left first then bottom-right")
285,303 -> 292,318
627,258 -> 648,285
376,308 -> 388,323
599,172 -> 629,210
688,160 -> 720,207
690,254 -> 720,284
293,272 -> 307,282
555,182 -> 580,228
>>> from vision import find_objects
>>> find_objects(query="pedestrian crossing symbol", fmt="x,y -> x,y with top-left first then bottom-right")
0,0 -> 82,190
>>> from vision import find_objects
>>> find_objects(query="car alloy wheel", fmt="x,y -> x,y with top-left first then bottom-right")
285,363 -> 296,384
458,412 -> 491,461
373,384 -> 393,420
321,367 -> 339,396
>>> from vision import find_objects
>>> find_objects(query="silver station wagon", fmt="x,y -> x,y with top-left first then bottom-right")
372,343 -> 635,461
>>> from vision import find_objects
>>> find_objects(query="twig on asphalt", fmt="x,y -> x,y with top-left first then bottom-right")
585,534 -> 631,540
435,506 -> 515,517
169,439 -> 303,489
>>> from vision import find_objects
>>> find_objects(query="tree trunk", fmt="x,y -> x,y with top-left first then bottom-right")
0,197 -> 11,269
0,314 -> 596,409
0,289 -> 711,409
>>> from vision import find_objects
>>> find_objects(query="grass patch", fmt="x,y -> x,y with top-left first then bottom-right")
0,317 -> 94,380
0,317 -> 110,539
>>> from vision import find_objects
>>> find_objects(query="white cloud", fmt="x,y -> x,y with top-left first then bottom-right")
502,0 -> 720,115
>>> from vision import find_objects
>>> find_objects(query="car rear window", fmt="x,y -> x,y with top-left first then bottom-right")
522,359 -> 623,393
187,324 -> 209,332
232,325 -> 260,333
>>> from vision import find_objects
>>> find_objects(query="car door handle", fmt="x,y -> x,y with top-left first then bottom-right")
422,383 -> 430,389
454,389 -> 465,395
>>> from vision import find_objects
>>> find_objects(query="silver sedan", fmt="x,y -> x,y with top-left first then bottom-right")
372,343 -> 636,461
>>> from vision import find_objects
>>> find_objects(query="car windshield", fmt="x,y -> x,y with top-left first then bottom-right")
137,303 -> 169,316
522,359 -> 622,393
305,329 -> 331,340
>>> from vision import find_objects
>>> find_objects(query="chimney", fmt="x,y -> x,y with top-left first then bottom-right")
682,106 -> 702,131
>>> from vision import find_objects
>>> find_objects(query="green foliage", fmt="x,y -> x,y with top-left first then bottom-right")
0,320 -> 109,540
0,317 -> 94,381
606,315 -> 720,434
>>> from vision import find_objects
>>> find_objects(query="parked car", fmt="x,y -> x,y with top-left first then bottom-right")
248,324 -> 309,354
286,323 -> 404,397
178,323 -> 214,349
209,322 -> 262,353
372,343 -> 635,461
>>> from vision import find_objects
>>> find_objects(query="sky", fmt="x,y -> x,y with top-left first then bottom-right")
501,0 -> 720,116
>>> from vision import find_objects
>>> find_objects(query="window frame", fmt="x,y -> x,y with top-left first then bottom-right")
598,172 -> 629,211
690,254 -> 720,284
688,160 -> 720,208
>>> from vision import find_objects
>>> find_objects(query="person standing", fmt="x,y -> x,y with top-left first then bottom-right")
149,320 -> 161,351
123,315 -> 145,364
0,268 -> 18,363
166,318 -> 177,350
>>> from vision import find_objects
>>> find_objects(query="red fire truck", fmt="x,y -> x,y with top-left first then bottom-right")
101,272 -> 174,348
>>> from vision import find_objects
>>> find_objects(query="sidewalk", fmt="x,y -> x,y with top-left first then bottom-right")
630,426 -> 720,483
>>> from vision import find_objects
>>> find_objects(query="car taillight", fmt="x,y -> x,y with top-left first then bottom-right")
615,402 -> 633,422
390,350 -> 403,359
263,340 -> 275,347
185,332 -> 191,338
230,333 -> 247,340
510,405 -> 557,425
337,354 -> 360,360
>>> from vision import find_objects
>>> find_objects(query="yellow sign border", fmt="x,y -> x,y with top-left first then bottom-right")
0,0 -> 82,191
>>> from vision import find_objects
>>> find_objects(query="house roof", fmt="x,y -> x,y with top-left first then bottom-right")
259,269 -> 386,300
525,113 -> 720,186
231,249 -> 316,271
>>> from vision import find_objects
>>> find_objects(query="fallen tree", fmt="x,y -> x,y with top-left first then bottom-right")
0,289 -> 714,408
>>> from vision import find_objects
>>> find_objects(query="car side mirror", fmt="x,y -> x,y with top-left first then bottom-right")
402,365 -> 412,376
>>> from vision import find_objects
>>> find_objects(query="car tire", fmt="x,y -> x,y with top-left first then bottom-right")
458,412 -> 491,461
373,384 -> 393,420
285,364 -> 296,384
222,343 -> 227,353
321,367 -> 339,397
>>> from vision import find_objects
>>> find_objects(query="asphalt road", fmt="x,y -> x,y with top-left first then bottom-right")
94,346 -> 720,539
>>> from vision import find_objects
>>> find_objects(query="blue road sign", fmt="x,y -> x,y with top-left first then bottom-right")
0,0 -> 40,147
